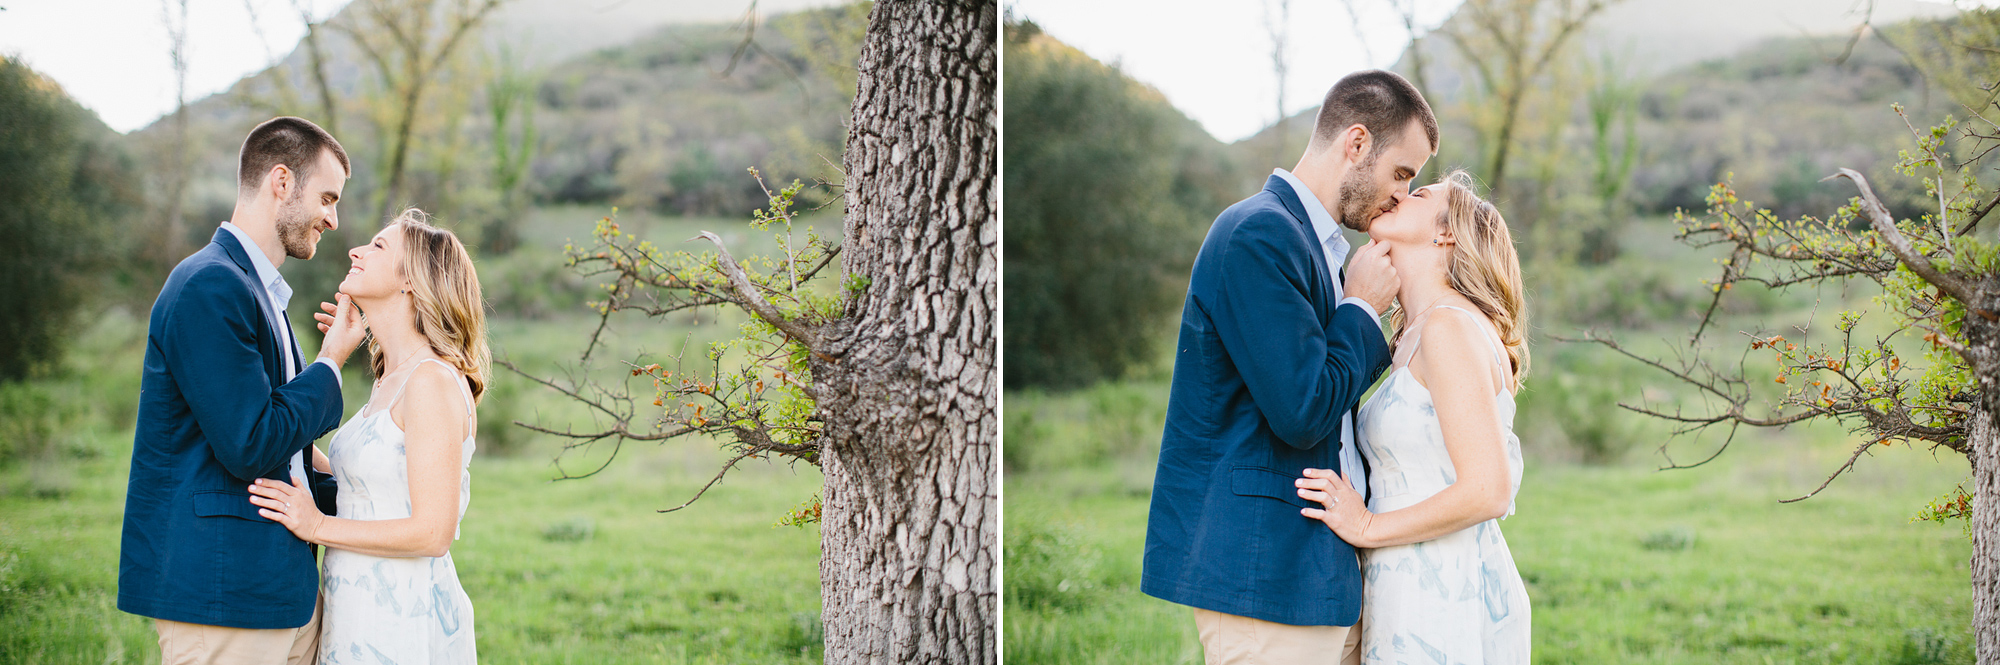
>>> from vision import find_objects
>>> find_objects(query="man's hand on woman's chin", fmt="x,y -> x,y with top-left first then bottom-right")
1343,240 -> 1399,314
314,292 -> 366,367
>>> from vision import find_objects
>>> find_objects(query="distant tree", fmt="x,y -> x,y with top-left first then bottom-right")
480,43 -> 536,255
1002,18 -> 1227,390
1581,100 -> 2000,660
0,58 -> 140,380
290,0 -> 341,136
1263,0 -> 1292,167
1885,8 -> 2000,115
1365,0 -> 1443,184
153,0 -> 192,263
332,0 -> 508,225
1438,0 -> 1614,203
511,1 -> 996,661
1578,48 -> 1641,263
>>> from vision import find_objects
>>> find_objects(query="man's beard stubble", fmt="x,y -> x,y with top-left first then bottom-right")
274,190 -> 318,261
1335,150 -> 1382,233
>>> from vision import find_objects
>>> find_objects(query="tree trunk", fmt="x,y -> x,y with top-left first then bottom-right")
1968,278 -> 2000,663
812,0 -> 997,662
377,80 -> 425,225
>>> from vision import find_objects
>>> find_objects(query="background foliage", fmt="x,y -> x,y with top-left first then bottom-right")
0,58 -> 142,383
1000,20 -> 1237,390
1002,1 -> 1990,661
0,2 -> 872,660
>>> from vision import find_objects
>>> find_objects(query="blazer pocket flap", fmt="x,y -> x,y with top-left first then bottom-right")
1230,466 -> 1312,509
192,490 -> 272,522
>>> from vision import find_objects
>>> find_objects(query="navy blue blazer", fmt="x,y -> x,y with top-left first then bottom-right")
1141,175 -> 1392,626
118,228 -> 345,629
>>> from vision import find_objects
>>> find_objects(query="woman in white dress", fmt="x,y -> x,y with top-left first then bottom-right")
249,208 -> 488,664
1294,169 -> 1531,665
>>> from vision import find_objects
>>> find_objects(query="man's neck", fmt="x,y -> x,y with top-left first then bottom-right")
1289,157 -> 1345,220
228,206 -> 287,269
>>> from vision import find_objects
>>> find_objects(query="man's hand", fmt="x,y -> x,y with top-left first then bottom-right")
1343,240 -> 1399,314
314,292 -> 366,367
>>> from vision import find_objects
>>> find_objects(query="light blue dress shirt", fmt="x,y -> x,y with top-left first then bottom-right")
219,222 -> 340,481
1273,168 -> 1379,496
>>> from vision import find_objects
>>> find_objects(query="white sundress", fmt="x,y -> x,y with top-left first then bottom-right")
319,358 -> 478,664
1356,305 -> 1530,665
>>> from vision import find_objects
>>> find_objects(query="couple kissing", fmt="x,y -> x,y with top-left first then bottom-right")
1144,70 -> 1533,665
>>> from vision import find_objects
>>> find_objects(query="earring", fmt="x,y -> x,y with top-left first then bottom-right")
1432,238 -> 1441,246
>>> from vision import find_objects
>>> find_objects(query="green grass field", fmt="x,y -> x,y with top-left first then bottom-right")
1003,211 -> 1979,664
1008,386 -> 1976,660
1003,382 -> 1977,665
0,207 -> 834,664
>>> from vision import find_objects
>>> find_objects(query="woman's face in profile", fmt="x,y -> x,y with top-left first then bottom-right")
341,227 -> 405,299
1368,182 -> 1446,252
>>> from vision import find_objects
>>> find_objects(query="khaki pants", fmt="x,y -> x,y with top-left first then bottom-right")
1195,607 -> 1362,665
154,594 -> 322,665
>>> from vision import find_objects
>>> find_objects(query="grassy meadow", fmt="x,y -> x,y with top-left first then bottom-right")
1002,218 -> 1980,665
0,206 -> 835,664
1005,391 -> 1975,664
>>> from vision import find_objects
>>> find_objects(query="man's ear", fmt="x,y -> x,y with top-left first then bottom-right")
1344,124 -> 1371,164
266,164 -> 293,201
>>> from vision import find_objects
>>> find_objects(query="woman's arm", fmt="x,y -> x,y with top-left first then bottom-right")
250,362 -> 468,558
311,445 -> 331,474
1297,310 -> 1513,549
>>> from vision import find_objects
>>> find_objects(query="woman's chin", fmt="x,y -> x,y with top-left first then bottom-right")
337,278 -> 370,297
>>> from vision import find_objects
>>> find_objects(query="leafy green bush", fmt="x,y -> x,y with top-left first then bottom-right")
1895,627 -> 1956,665
539,516 -> 595,542
1001,19 -> 1235,390
1003,518 -> 1102,612
0,57 -> 141,381
1517,351 -> 1647,464
1003,382 -> 1168,473
474,369 -> 533,457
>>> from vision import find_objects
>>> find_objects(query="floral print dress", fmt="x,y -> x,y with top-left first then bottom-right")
1356,306 -> 1529,665
319,359 -> 477,664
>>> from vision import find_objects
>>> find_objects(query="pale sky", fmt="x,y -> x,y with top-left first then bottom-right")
0,0 -> 833,134
0,0 -> 347,133
1006,0 -> 1464,143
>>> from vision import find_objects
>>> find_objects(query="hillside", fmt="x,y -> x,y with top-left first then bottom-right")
126,1 -> 865,241
1222,0 -> 1951,222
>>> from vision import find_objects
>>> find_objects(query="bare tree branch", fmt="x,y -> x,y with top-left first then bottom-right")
695,231 -> 825,351
1823,168 -> 1976,302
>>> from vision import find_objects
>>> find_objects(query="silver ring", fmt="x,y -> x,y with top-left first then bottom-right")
284,502 -> 292,509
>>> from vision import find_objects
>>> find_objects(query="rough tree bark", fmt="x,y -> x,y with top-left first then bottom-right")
812,1 -> 997,662
1970,276 -> 2000,659
508,1 -> 996,659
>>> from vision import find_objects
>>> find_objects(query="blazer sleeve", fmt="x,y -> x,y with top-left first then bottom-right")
1209,212 -> 1389,449
160,266 -> 344,481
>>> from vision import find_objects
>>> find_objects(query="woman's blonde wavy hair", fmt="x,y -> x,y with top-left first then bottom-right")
1393,170 -> 1530,390
367,208 -> 490,403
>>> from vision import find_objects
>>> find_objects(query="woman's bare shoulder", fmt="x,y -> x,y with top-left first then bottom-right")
394,360 -> 470,436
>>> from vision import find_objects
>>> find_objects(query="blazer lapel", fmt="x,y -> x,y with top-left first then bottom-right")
211,229 -> 289,382
1262,176 -> 1336,300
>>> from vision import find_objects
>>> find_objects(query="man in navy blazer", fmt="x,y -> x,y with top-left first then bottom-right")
1143,71 -> 1440,663
119,117 -> 370,665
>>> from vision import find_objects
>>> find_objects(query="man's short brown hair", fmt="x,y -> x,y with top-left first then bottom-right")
237,116 -> 349,197
1311,70 -> 1439,157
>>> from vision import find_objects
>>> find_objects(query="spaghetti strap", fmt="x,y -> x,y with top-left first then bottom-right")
1430,305 -> 1509,370
379,358 -> 476,429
